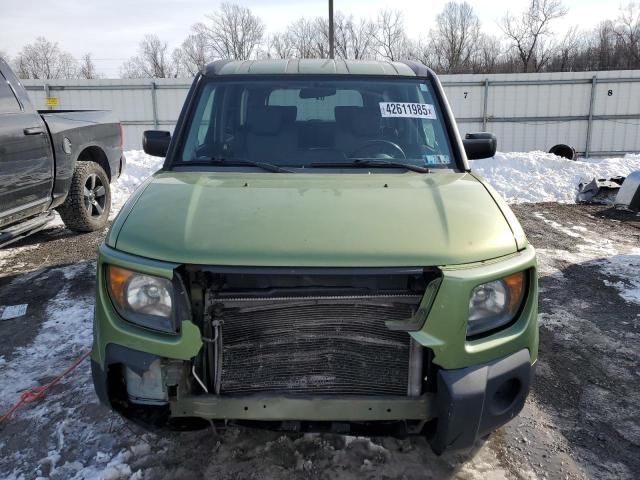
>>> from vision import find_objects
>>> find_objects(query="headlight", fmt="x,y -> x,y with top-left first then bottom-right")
106,265 -> 184,333
467,271 -> 526,337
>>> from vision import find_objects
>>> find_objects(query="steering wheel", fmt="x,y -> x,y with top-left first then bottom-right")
350,140 -> 407,159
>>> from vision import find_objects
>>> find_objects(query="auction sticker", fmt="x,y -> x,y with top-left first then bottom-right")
380,102 -> 436,119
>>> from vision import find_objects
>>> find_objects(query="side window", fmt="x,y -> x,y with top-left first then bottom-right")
268,89 -> 363,121
0,75 -> 21,114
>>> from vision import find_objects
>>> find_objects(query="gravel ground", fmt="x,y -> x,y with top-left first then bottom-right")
0,204 -> 639,479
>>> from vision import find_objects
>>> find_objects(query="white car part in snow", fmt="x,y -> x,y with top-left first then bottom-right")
1,304 -> 28,320
615,171 -> 640,212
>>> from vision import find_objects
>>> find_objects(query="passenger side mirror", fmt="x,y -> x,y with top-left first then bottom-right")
143,130 -> 171,157
463,132 -> 497,160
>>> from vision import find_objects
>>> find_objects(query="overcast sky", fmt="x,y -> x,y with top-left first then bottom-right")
0,0 -> 614,77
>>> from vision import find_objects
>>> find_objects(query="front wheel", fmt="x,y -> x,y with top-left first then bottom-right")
57,161 -> 111,232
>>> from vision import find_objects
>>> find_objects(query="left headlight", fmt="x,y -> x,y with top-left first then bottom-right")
467,271 -> 527,338
106,265 -> 185,334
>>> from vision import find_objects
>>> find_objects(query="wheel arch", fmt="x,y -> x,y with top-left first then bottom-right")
76,145 -> 112,182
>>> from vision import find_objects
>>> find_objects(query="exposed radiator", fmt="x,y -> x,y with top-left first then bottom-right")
218,297 -> 417,396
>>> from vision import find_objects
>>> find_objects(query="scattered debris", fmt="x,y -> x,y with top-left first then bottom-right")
577,176 -> 625,204
614,171 -> 640,212
1,304 -> 28,321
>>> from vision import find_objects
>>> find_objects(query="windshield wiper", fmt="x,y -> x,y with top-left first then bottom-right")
310,158 -> 431,173
175,157 -> 295,173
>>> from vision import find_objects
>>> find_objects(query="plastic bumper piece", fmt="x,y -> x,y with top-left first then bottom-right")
430,348 -> 533,454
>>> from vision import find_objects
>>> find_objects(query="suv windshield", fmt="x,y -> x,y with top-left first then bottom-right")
176,77 -> 455,171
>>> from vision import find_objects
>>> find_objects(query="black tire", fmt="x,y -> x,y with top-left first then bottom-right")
549,144 -> 576,160
57,161 -> 111,232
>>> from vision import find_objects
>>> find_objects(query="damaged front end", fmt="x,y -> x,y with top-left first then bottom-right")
177,266 -> 442,435
92,255 -> 443,435
92,243 -> 536,451
190,266 -> 439,398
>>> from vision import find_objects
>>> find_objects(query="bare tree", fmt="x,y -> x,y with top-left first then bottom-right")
286,17 -> 321,58
13,37 -> 78,79
272,12 -> 376,60
173,27 -> 211,75
549,27 -> 582,71
374,9 -> 410,61
408,38 -> 439,68
474,35 -> 504,73
500,0 -> 568,72
593,20 -> 618,69
313,17 -> 331,58
79,53 -> 100,79
268,32 -> 295,59
0,50 -> 8,63
197,3 -> 265,60
120,35 -> 175,78
615,2 -> 640,67
334,13 -> 378,59
428,2 -> 482,73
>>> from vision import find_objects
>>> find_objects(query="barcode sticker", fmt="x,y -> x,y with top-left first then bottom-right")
379,102 -> 436,119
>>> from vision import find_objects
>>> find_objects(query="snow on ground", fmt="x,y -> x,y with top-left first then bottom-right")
474,151 -> 640,204
109,150 -> 640,215
1,151 -> 639,479
0,264 -> 92,407
110,151 -> 165,213
532,209 -> 640,309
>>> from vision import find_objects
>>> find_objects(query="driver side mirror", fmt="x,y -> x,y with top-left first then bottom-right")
463,132 -> 497,160
143,130 -> 171,157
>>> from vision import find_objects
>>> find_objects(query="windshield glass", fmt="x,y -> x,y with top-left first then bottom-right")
176,77 -> 455,170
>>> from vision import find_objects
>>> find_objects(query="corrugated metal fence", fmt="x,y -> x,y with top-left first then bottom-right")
22,70 -> 640,156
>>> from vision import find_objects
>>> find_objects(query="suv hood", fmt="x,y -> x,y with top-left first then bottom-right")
111,171 -> 520,267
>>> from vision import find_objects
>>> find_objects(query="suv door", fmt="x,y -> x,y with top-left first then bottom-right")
0,69 -> 54,227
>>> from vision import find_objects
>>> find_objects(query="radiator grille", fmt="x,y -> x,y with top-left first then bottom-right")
219,299 -> 415,396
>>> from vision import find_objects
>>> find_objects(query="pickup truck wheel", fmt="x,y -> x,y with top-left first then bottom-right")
57,161 -> 111,232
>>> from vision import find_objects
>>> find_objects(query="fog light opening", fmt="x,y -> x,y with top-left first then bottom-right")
492,378 -> 522,414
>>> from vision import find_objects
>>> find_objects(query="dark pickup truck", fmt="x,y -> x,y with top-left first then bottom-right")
0,57 -> 125,247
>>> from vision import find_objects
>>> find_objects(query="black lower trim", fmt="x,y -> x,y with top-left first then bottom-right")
429,349 -> 533,454
91,359 -> 110,407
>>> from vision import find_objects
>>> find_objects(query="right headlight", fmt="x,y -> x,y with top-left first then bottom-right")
106,265 -> 186,334
467,271 -> 526,338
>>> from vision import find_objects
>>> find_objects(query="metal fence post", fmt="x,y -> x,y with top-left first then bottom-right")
482,78 -> 489,132
150,81 -> 159,129
585,75 -> 597,158
44,83 -> 51,110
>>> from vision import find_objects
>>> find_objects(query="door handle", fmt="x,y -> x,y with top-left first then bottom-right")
23,127 -> 44,135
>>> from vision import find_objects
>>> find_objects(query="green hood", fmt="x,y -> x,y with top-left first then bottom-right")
110,171 -> 520,267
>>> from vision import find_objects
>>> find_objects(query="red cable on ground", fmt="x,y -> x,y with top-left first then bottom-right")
0,349 -> 91,425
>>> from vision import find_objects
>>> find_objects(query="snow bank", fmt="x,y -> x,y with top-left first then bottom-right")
474,151 -> 640,204
111,150 -> 164,213
111,150 -> 640,211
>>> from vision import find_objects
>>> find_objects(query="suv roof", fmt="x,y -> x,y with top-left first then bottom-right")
203,59 -> 432,77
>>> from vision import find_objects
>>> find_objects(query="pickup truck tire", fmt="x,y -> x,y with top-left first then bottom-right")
57,161 -> 111,232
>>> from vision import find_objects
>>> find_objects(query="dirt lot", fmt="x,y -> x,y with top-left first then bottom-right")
0,204 -> 639,479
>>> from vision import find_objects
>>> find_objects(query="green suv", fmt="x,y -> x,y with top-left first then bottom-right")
91,59 -> 537,453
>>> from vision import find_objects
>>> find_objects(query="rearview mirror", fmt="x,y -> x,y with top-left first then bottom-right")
299,87 -> 336,98
143,130 -> 171,157
463,132 -> 497,160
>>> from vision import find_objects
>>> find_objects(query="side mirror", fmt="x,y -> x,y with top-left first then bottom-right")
463,132 -> 497,160
143,130 -> 171,157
